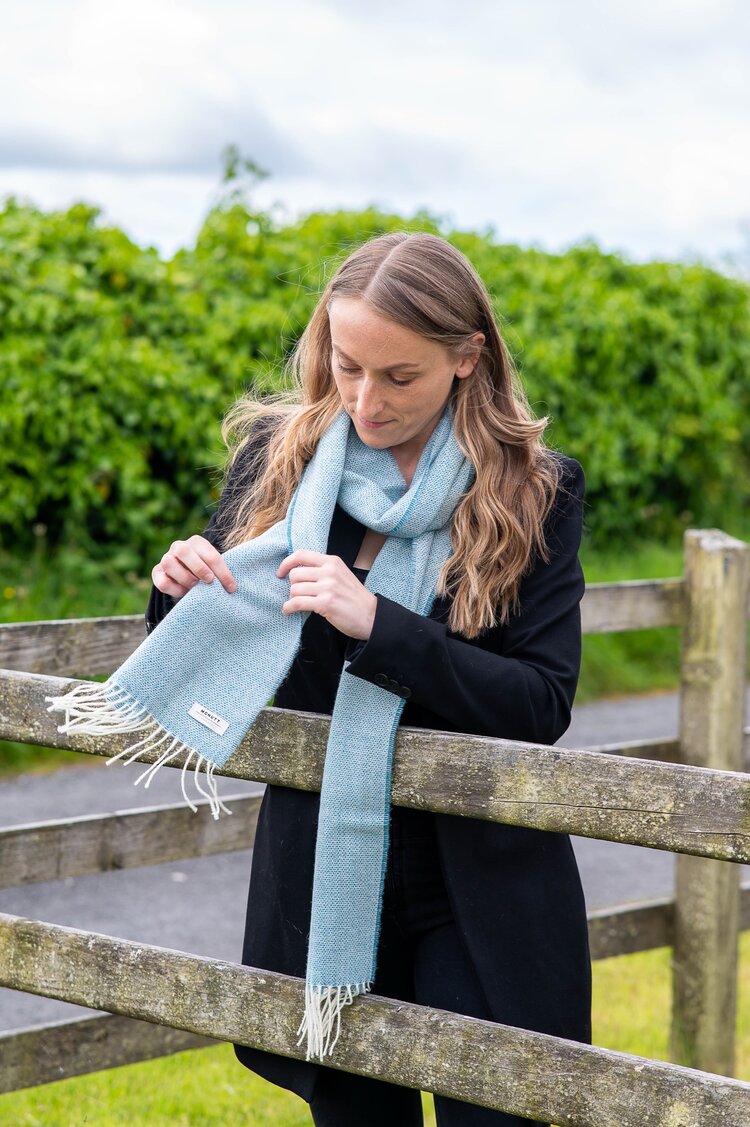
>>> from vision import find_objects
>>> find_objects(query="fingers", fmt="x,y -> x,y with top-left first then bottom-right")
151,562 -> 190,600
285,565 -> 325,583
282,562 -> 357,616
187,536 -> 238,593
151,536 -> 237,598
276,550 -> 330,578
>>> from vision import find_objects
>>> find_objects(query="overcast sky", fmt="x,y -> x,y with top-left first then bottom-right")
1,0 -> 748,270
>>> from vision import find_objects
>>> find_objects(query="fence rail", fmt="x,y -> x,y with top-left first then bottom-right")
0,526 -> 749,1125
3,911 -> 750,1127
0,575 -> 696,682
3,667 -> 749,860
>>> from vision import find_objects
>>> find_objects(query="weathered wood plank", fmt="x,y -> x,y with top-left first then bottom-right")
3,880 -> 750,1094
556,733 -> 750,772
1,913 -> 749,1125
0,1014 -> 217,1094
587,880 -> 750,961
4,668 -> 750,862
580,577 -> 685,633
583,736 -> 680,762
672,529 -> 750,1076
587,897 -> 673,960
0,617 -> 146,677
0,574 -> 695,683
0,793 -> 262,889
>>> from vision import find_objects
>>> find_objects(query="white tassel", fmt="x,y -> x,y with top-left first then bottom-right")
45,683 -> 233,822
45,681 -> 152,735
296,981 -> 368,1061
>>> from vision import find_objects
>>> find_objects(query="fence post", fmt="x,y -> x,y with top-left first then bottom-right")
671,527 -> 749,1075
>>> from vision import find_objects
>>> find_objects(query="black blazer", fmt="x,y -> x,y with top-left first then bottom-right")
146,419 -> 593,1103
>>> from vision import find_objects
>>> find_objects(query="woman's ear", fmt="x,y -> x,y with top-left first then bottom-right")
455,333 -> 485,379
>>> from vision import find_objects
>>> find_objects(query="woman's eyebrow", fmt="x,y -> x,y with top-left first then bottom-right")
332,344 -> 421,370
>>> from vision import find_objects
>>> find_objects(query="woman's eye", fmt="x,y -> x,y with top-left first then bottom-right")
334,359 -> 412,387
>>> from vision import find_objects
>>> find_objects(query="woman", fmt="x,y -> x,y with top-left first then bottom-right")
146,231 -> 591,1126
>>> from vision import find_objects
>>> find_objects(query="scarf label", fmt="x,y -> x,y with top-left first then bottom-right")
188,702 -> 229,736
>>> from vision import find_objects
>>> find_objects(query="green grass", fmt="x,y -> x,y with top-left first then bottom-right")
0,1043 -> 437,1124
594,927 -> 750,1074
4,932 -> 750,1124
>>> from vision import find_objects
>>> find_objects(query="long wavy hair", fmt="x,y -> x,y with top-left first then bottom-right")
218,231 -> 566,639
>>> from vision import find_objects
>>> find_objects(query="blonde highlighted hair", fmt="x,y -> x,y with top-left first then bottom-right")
218,231 -> 566,640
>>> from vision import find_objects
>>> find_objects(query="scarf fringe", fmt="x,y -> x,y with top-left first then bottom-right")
296,981 -> 369,1061
44,682 -> 233,822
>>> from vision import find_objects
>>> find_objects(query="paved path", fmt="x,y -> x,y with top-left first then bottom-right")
1,688 -> 749,1033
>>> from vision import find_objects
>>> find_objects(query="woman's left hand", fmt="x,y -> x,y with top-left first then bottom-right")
276,550 -> 377,641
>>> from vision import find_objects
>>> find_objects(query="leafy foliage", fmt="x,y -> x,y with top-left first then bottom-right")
1,183 -> 748,573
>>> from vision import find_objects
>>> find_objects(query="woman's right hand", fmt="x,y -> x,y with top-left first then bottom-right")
151,535 -> 238,600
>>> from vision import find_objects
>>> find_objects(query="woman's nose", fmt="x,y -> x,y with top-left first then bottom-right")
356,378 -> 386,419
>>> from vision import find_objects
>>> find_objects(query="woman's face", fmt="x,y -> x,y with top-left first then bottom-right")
328,297 -> 483,466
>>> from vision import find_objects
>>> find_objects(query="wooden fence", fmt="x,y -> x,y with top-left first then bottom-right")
0,527 -> 748,1125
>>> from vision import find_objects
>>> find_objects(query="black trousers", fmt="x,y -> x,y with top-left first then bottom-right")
308,807 -> 548,1127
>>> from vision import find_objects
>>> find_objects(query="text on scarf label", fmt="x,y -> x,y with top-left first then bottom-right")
188,702 -> 229,736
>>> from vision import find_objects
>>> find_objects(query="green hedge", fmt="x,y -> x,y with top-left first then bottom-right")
455,234 -> 750,541
1,193 -> 748,573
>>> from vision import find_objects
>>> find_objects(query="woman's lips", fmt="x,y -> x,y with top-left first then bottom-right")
359,417 -> 391,429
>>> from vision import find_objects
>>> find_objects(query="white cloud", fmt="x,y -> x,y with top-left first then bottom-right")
0,0 -> 747,267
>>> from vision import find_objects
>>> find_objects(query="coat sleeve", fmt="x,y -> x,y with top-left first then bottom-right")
144,417 -> 279,635
343,456 -> 586,747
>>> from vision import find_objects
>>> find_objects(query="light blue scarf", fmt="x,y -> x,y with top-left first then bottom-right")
45,401 -> 475,1061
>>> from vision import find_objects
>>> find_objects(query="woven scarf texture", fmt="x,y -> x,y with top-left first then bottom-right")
46,401 -> 475,1060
